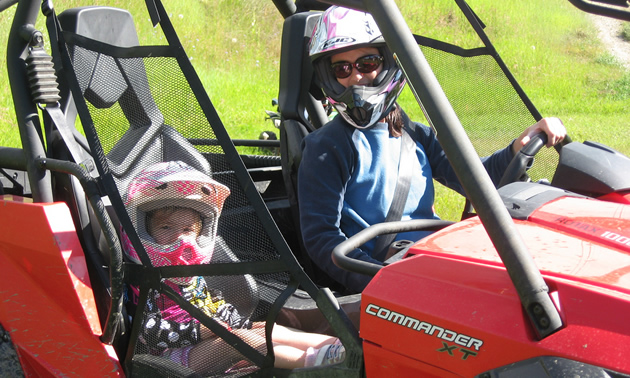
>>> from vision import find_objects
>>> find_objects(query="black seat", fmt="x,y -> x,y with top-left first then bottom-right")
56,5 -> 259,321
277,11 -> 351,290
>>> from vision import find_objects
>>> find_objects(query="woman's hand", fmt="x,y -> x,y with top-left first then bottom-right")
512,117 -> 566,155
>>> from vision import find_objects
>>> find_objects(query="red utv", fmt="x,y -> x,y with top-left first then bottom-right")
0,0 -> 629,377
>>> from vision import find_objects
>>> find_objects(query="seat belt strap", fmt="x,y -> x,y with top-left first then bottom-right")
373,128 -> 415,261
44,104 -> 95,173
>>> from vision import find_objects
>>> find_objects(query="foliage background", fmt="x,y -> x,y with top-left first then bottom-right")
0,0 -> 628,219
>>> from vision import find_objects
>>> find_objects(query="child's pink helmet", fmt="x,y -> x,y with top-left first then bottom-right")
121,161 -> 230,284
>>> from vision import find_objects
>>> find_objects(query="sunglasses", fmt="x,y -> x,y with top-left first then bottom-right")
330,54 -> 384,79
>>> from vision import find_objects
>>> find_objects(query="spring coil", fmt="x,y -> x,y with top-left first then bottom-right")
25,46 -> 61,105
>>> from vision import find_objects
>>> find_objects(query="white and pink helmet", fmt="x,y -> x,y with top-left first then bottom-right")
121,161 -> 230,283
308,6 -> 406,128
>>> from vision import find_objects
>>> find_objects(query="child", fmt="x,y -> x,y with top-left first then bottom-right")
121,161 -> 345,374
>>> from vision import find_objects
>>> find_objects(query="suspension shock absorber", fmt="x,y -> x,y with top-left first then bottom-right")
23,28 -> 61,105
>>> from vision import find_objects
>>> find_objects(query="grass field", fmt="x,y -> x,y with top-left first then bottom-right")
0,0 -> 628,220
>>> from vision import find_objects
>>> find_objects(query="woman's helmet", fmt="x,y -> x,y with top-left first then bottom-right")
308,6 -> 406,128
121,161 -> 230,284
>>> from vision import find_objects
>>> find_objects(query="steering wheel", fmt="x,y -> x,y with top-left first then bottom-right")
498,132 -> 549,188
331,219 -> 454,277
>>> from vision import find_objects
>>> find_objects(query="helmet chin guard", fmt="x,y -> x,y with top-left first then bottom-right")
309,6 -> 406,128
122,232 -> 207,285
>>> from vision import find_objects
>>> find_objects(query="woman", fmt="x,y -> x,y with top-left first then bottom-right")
298,6 -> 566,293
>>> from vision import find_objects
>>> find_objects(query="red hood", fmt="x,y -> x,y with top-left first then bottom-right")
361,194 -> 630,376
407,195 -> 630,293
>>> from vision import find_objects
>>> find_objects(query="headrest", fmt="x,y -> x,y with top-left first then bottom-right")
278,12 -> 322,123
58,7 -> 139,108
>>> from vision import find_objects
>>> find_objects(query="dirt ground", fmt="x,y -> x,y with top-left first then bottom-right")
0,325 -> 23,377
590,13 -> 630,70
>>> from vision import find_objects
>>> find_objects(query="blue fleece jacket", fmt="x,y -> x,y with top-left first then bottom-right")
298,114 -> 514,293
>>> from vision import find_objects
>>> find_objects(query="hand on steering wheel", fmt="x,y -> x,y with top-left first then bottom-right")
499,117 -> 568,188
498,132 -> 548,188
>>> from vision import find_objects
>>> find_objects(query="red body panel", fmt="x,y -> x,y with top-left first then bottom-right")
0,196 -> 123,377
362,195 -> 630,376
